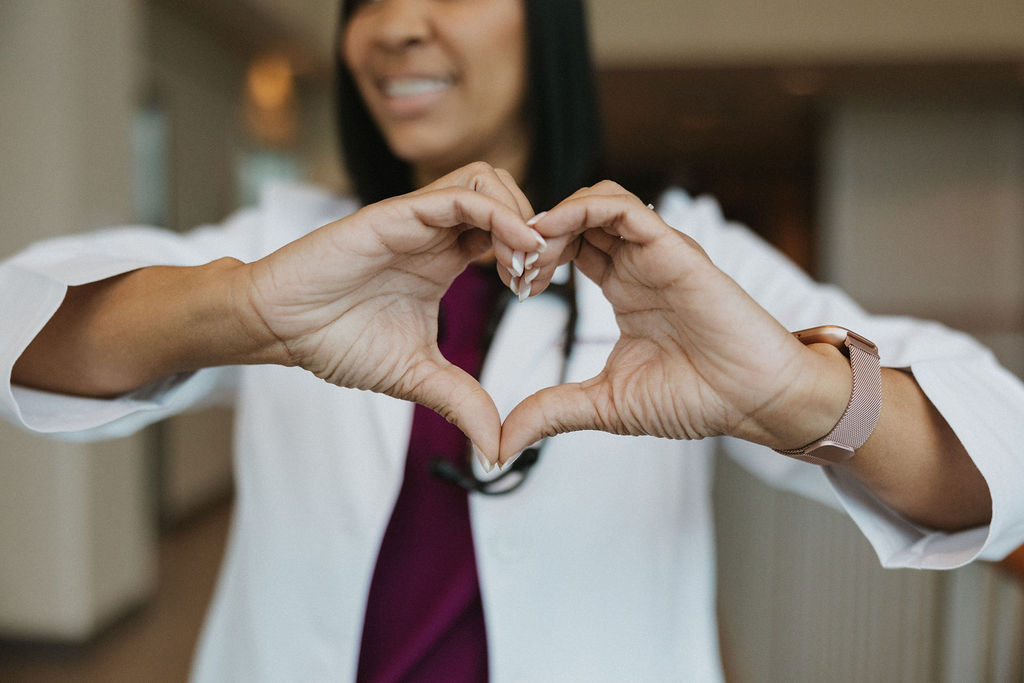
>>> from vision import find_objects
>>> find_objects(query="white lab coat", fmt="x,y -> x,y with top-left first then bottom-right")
2,184 -> 1023,683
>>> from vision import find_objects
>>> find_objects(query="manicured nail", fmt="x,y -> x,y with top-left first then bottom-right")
500,452 -> 522,473
509,275 -> 520,296
524,267 -> 540,284
518,282 -> 531,303
526,211 -> 548,227
511,251 -> 525,277
530,229 -> 548,253
524,251 -> 540,268
505,263 -> 518,278
475,449 -> 494,473
647,203 -> 655,210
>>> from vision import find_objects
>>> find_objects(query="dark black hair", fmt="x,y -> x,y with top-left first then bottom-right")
335,0 -> 603,210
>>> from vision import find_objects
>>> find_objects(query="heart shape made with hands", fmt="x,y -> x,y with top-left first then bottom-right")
439,187 -> 820,470
251,166 -> 823,472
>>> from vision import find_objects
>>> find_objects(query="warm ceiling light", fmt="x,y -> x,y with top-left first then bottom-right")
247,55 -> 294,111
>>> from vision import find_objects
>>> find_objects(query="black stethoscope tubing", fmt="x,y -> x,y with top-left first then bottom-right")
430,268 -> 578,495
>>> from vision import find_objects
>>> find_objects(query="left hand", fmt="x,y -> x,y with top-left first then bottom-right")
244,162 -> 543,464
499,181 -> 851,464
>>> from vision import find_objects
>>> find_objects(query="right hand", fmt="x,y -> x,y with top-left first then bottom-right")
243,163 -> 543,463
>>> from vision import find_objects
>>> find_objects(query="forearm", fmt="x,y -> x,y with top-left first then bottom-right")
836,367 -> 992,532
11,258 -> 284,397
764,339 -> 991,532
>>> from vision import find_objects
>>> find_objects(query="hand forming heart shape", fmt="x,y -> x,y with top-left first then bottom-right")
245,163 -> 850,470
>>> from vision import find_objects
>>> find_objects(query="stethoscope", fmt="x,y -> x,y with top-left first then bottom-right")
430,268 -> 578,496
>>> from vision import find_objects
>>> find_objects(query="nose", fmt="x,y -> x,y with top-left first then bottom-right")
366,0 -> 433,52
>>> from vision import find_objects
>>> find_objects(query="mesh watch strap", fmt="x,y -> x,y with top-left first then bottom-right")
776,327 -> 882,465
828,339 -> 882,449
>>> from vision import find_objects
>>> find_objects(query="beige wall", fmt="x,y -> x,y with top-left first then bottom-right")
716,94 -> 1024,683
821,96 -> 1024,375
1,0 -> 137,252
588,0 -> 1024,64
240,0 -> 1024,67
0,0 -> 156,641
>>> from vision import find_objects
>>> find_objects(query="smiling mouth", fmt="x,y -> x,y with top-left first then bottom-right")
380,77 -> 454,98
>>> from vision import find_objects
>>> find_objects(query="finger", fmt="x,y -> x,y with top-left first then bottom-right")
528,192 -> 664,245
485,167 -> 547,298
428,161 -> 533,223
498,377 -> 619,464
457,228 -> 494,263
465,165 -> 530,220
492,167 -> 534,220
582,224 -> 625,255
492,230 -> 578,301
571,234 -> 614,287
403,358 -> 503,465
403,187 -> 548,255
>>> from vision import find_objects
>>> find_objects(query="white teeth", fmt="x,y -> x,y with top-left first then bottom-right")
382,77 -> 452,98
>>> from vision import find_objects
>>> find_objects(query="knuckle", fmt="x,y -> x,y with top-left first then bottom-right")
466,160 -> 493,176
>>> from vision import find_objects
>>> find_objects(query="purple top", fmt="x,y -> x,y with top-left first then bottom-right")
356,264 -> 505,682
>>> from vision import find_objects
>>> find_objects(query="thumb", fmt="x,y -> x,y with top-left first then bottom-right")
499,379 -> 607,465
405,360 -> 502,466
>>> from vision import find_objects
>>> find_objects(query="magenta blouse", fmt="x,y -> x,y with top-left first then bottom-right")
357,264 -> 505,682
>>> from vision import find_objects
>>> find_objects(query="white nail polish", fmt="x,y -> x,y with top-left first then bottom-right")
526,210 -> 547,227
647,203 -> 656,211
505,263 -> 518,278
472,447 -> 494,473
512,251 -> 525,277
509,275 -> 520,296
524,251 -> 540,268
500,452 -> 522,472
524,268 -> 540,284
518,282 -> 531,303
529,228 -> 548,253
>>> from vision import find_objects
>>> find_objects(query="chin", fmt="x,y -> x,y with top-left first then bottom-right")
391,142 -> 467,177
382,121 -> 463,162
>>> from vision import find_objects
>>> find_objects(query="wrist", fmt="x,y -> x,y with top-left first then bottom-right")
219,258 -> 295,368
772,327 -> 882,465
765,341 -> 853,452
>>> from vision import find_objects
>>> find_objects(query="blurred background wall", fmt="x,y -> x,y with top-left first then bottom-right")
1,0 -> 1022,680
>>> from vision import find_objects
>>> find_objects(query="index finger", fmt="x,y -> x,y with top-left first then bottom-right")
400,186 -> 547,254
418,161 -> 532,220
527,189 -> 665,245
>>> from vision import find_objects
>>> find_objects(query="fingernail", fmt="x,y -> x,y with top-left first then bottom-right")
530,229 -> 548,253
524,267 -> 540,284
526,210 -> 548,227
505,263 -> 518,278
511,251 -> 525,277
518,282 -> 531,303
524,251 -> 540,268
647,203 -> 655,210
499,452 -> 522,473
509,275 -> 520,296
475,450 -> 494,473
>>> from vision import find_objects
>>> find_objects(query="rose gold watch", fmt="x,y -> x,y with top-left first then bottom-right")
774,326 -> 882,466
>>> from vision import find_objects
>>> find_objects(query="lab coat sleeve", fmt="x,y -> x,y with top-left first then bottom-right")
0,207 -> 262,442
657,188 -> 1024,570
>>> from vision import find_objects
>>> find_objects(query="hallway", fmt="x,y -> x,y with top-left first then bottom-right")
0,501 -> 231,683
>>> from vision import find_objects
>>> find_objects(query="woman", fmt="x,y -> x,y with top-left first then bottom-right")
1,0 -> 1021,681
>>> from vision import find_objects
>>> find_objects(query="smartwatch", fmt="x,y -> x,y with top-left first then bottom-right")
774,326 -> 882,466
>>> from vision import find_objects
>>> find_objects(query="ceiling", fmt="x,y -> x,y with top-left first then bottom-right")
151,0 -> 1024,77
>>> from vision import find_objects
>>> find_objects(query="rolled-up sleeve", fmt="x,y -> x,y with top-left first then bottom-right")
659,188 -> 1024,569
0,209 -> 261,441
